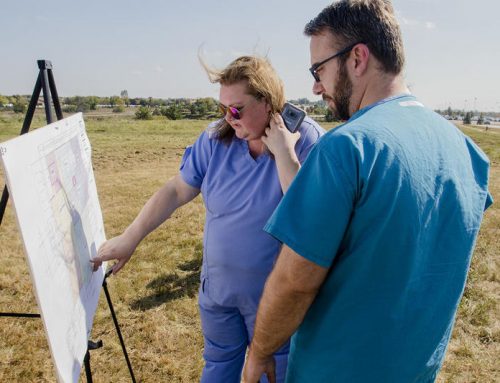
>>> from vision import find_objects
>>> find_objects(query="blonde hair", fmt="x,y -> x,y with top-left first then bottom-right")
201,55 -> 286,142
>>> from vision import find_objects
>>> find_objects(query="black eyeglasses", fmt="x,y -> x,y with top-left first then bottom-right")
309,42 -> 363,82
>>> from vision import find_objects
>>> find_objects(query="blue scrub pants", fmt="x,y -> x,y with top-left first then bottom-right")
199,284 -> 289,383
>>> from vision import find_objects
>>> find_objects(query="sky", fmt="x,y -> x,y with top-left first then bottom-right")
1,0 -> 499,112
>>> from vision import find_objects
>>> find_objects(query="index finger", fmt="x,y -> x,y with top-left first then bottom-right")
273,112 -> 284,123
272,114 -> 286,129
93,244 -> 116,263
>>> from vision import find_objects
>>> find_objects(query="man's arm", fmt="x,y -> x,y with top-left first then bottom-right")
243,245 -> 329,383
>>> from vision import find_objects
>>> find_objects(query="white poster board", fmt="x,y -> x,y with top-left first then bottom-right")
0,113 -> 107,383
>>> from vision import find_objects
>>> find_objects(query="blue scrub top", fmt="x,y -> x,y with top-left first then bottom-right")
180,117 -> 324,307
265,95 -> 493,382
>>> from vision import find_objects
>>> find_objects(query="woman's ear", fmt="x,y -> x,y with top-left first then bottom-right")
265,101 -> 273,114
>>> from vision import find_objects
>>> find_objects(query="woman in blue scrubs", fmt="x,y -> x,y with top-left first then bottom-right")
92,55 -> 324,383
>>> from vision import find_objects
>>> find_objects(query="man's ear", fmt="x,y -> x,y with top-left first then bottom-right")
351,43 -> 370,76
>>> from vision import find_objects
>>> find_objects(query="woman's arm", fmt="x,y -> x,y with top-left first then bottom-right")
262,113 -> 301,193
91,174 -> 200,274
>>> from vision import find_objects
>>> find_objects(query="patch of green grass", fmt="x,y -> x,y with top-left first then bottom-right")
459,124 -> 500,163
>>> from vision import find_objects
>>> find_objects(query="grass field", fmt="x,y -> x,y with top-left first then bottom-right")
0,110 -> 498,382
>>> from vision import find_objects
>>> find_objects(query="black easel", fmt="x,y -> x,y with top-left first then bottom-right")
85,269 -> 137,383
0,60 -> 62,318
0,60 -> 62,226
0,60 -> 136,383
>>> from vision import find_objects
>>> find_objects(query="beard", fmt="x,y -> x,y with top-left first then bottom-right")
324,61 -> 352,121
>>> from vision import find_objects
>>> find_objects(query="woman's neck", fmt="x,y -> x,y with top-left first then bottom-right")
248,138 -> 265,158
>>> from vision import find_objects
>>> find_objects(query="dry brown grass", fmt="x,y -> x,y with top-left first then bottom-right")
436,126 -> 500,383
0,111 -> 498,382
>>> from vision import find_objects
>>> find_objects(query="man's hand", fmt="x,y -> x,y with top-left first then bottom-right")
242,246 -> 329,383
242,350 -> 276,383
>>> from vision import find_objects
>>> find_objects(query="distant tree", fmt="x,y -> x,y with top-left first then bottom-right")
314,104 -> 328,116
13,97 -> 27,113
477,113 -> 484,125
120,90 -> 129,99
109,96 -> 121,107
75,97 -> 91,112
63,105 -> 78,113
0,94 -> 8,107
112,98 -> 125,113
135,106 -> 152,120
324,108 -> 336,122
98,96 -> 111,106
63,96 -> 91,112
188,99 -> 210,119
297,98 -> 309,105
202,97 -> 219,118
148,98 -> 163,107
163,104 -> 183,120
87,96 -> 98,110
463,111 -> 472,125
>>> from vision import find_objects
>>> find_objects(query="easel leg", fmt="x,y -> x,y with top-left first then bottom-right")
103,273 -> 137,383
0,187 -> 9,226
83,340 -> 102,383
84,350 -> 93,383
0,70 -> 43,226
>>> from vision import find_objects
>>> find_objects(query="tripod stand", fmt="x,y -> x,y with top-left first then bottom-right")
0,60 -> 136,382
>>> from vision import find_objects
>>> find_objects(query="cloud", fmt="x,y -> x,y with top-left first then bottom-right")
400,16 -> 418,26
397,11 -> 437,30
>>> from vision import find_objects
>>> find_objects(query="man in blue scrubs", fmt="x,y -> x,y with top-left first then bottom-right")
243,1 -> 493,382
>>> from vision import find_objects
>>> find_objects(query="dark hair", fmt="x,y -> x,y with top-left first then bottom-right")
200,55 -> 285,143
304,0 -> 405,74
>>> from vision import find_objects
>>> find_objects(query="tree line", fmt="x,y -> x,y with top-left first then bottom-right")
434,106 -> 498,126
0,93 -> 333,121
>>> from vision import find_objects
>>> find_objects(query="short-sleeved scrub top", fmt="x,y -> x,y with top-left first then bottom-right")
265,95 -> 493,382
180,117 -> 325,308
